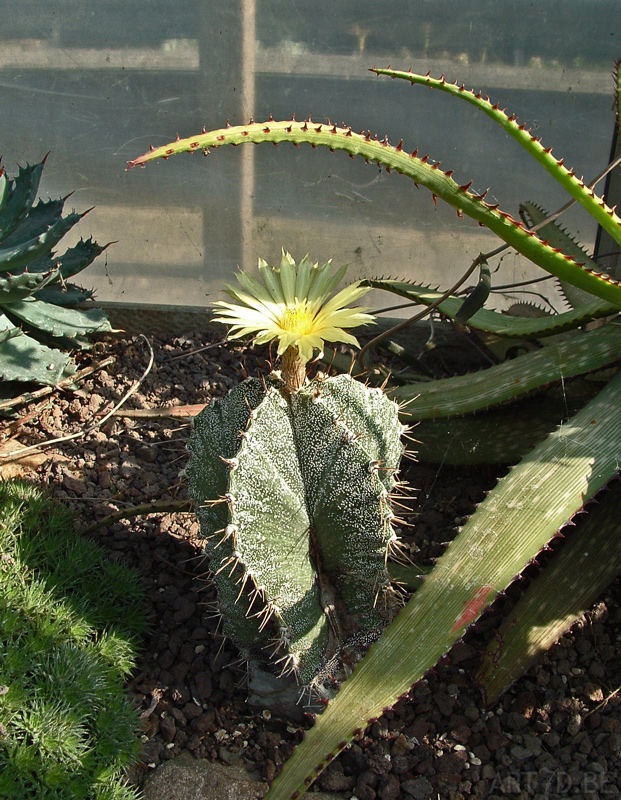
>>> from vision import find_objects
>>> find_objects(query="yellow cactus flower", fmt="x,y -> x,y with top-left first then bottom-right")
212,252 -> 374,390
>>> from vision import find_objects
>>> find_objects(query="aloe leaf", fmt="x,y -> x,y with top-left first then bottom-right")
387,561 -> 428,592
372,69 -> 621,248
519,201 -> 598,271
0,211 -> 84,273
128,122 -> 621,307
6,298 -> 112,339
0,329 -> 74,384
0,269 -> 61,303
615,60 -> 621,136
519,201 -> 602,310
367,279 -> 617,338
0,160 -> 45,242
392,319 -> 621,418
454,261 -> 491,324
413,379 -> 603,464
475,479 -> 621,705
265,368 -> 621,800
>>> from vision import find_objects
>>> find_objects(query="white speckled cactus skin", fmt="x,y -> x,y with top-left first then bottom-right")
186,372 -> 405,690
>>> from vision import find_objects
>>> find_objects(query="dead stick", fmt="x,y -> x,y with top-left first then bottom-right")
80,499 -> 193,535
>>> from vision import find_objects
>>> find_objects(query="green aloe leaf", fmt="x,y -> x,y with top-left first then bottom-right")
392,319 -> 621,418
265,368 -> 621,800
128,121 -> 621,308
519,201 -> 602,310
475,479 -> 621,705
371,69 -> 621,248
454,261 -> 491,324
413,378 -> 604,464
367,279 -> 617,338
6,298 -> 112,339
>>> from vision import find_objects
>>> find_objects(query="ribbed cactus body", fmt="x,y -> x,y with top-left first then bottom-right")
186,373 -> 405,689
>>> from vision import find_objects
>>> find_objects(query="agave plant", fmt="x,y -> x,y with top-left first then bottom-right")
0,156 -> 112,388
128,64 -> 621,799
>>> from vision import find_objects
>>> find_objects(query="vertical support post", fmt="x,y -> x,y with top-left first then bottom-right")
240,0 -> 257,271
197,0 -> 256,280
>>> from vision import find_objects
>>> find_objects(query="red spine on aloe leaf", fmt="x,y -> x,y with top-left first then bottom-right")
451,585 -> 494,634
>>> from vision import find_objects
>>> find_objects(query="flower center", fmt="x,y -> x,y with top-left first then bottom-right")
279,303 -> 315,335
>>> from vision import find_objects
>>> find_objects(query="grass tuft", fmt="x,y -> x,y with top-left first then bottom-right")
0,479 -> 148,800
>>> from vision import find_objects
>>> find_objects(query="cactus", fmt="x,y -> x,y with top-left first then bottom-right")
185,254 -> 410,707
0,157 -> 112,387
128,64 -> 621,798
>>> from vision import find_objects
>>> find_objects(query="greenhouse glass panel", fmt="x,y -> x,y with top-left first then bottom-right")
0,0 -> 619,313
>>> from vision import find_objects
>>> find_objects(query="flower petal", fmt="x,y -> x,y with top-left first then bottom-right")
279,260 -> 297,305
211,254 -> 376,370
258,260 -> 286,304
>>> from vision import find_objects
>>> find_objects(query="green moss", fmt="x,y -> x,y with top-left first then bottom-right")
0,480 -> 147,799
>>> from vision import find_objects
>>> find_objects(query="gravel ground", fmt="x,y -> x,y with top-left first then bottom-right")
5,329 -> 621,800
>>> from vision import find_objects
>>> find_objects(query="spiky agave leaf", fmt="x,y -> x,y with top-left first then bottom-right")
0,160 -> 45,241
6,297 -> 111,340
0,327 -> 75,384
0,268 -> 61,303
0,158 -> 111,387
0,196 -> 67,256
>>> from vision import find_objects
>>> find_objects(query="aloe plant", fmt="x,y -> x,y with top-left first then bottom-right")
128,65 -> 621,798
0,157 -> 112,387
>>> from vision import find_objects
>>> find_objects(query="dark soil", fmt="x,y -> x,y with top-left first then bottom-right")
5,330 -> 621,800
